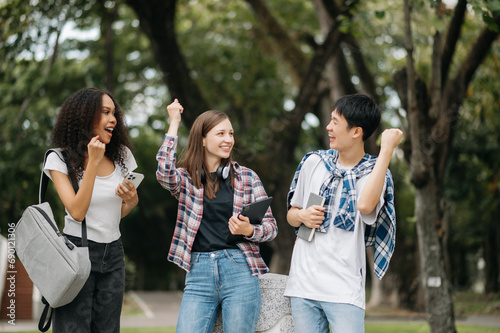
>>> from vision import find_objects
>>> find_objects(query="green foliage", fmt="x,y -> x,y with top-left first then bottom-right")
375,11 -> 385,19
174,0 -> 324,166
444,41 -> 500,288
2,0 -> 499,296
469,0 -> 500,30
0,57 -> 68,229
121,129 -> 187,290
176,1 -> 286,127
355,1 -> 408,90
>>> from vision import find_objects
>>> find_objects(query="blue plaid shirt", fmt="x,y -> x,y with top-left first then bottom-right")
287,149 -> 396,279
156,134 -> 277,276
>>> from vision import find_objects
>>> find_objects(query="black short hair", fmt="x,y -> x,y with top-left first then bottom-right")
333,94 -> 381,141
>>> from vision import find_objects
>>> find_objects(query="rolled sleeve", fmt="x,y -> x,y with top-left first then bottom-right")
245,208 -> 278,242
156,134 -> 182,195
244,176 -> 277,243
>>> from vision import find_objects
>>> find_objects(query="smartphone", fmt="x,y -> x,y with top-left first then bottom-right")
122,172 -> 144,190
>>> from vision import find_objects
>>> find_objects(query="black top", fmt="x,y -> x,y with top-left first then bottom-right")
192,174 -> 239,252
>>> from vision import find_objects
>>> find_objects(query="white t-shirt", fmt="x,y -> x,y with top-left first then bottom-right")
43,147 -> 137,243
284,154 -> 385,310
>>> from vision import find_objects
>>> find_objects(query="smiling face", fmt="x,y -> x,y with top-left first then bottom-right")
202,118 -> 234,170
326,109 -> 359,151
92,94 -> 117,144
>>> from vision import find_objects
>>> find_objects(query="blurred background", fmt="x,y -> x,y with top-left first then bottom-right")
1,0 -> 499,331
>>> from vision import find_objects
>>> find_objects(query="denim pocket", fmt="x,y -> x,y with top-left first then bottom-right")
189,253 -> 200,269
228,252 -> 248,266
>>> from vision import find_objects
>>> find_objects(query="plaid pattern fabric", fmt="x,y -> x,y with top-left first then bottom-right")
156,134 -> 277,276
287,149 -> 396,279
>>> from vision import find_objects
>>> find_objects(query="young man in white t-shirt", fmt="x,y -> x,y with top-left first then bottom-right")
285,94 -> 403,332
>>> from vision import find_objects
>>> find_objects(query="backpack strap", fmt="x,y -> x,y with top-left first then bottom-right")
39,149 -> 57,204
38,149 -> 90,331
41,149 -> 88,247
38,297 -> 53,332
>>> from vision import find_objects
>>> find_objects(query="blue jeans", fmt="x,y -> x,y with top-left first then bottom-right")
176,249 -> 261,333
53,236 -> 125,333
290,297 -> 365,333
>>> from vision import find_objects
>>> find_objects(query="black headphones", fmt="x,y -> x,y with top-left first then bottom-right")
201,164 -> 230,183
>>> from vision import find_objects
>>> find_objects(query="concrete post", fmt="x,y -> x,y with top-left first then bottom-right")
212,273 -> 294,332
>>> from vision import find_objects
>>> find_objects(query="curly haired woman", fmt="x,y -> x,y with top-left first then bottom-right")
44,88 -> 139,332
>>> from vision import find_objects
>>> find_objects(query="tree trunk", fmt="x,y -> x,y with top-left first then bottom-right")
99,1 -> 118,93
414,182 -> 456,332
398,2 -> 500,331
245,0 -> 309,85
402,1 -> 457,330
441,200 -> 453,283
125,0 -> 209,126
366,248 -> 399,308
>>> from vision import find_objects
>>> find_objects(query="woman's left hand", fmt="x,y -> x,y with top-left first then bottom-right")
228,214 -> 254,237
116,181 -> 139,206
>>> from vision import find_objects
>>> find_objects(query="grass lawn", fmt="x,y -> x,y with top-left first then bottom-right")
9,329 -> 177,333
454,291 -> 500,317
11,291 -> 499,332
366,323 -> 500,333
12,325 -> 500,333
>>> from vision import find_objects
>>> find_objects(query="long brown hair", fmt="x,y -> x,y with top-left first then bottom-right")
178,110 -> 234,199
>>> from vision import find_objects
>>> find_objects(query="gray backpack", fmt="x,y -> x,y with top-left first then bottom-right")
15,149 -> 91,331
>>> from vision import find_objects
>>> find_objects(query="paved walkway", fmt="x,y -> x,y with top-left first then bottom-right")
1,291 -> 499,331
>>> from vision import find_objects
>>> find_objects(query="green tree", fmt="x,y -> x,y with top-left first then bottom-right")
0,0 -> 172,287
2,4 -> 500,333
122,0 -> 419,307
445,58 -> 500,293
395,0 -> 500,331
124,0 -> 354,275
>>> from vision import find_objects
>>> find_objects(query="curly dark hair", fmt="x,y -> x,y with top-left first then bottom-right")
51,88 -> 133,183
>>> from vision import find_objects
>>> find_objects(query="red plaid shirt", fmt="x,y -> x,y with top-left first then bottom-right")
156,134 -> 277,275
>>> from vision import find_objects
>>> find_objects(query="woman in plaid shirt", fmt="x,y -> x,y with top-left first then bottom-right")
156,99 -> 277,333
